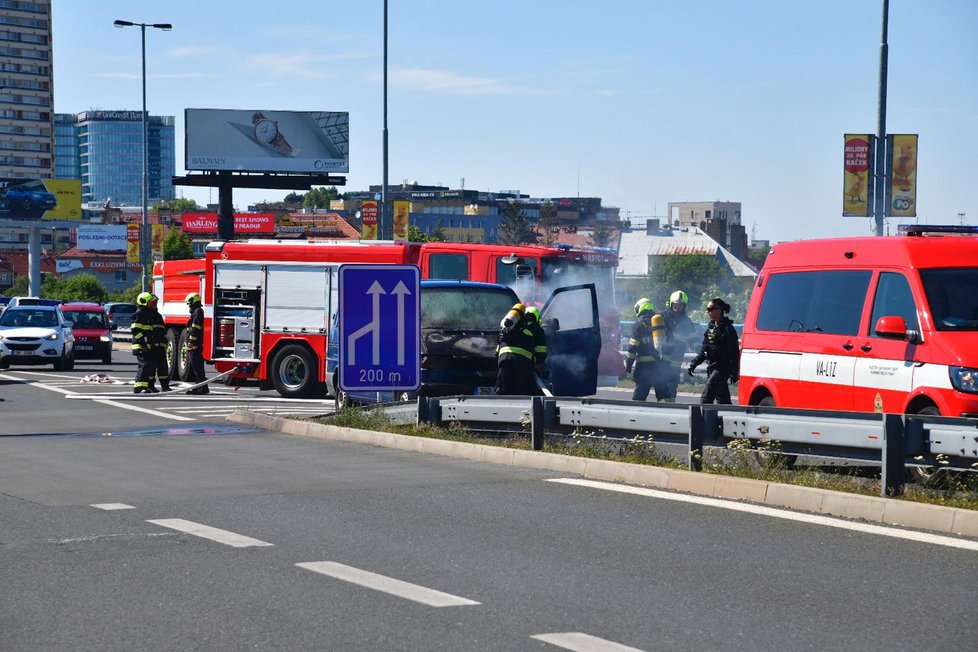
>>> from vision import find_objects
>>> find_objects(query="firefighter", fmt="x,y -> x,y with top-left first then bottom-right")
688,297 -> 740,404
624,298 -> 669,402
495,302 -> 537,395
524,306 -> 548,389
660,290 -> 699,402
184,292 -> 209,394
132,292 -> 170,393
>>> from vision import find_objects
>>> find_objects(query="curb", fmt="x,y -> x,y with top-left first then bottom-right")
227,410 -> 978,539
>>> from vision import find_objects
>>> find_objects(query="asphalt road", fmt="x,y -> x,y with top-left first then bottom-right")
1,346 -> 977,650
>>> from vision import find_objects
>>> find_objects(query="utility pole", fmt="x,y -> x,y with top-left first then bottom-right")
873,0 -> 890,236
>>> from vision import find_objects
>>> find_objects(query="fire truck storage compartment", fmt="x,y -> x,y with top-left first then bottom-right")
214,288 -> 260,360
263,264 -> 331,333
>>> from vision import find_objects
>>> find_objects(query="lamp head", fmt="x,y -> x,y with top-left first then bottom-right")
113,20 -> 134,27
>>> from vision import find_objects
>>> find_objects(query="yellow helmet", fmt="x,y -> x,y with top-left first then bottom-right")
668,290 -> 688,307
136,291 -> 154,306
633,298 -> 653,316
525,306 -> 541,323
185,292 -> 201,305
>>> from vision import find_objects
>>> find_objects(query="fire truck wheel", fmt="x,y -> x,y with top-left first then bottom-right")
165,330 -> 180,381
271,344 -> 319,398
176,329 -> 191,381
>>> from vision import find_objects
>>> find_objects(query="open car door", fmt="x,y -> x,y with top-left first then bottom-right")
541,283 -> 600,396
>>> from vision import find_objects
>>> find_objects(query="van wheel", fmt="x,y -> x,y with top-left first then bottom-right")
907,405 -> 946,484
176,329 -> 191,381
271,344 -> 318,398
752,395 -> 797,468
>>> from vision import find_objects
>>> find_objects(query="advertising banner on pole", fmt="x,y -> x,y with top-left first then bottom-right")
842,134 -> 874,217
393,201 -> 409,241
77,225 -> 128,251
151,224 -> 164,261
185,109 -> 349,173
886,134 -> 918,218
0,178 -> 82,221
127,224 -> 140,263
360,200 -> 378,240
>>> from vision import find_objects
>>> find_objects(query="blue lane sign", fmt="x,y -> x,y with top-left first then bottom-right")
338,264 -> 421,392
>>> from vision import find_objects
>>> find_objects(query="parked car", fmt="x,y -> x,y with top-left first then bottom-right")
0,179 -> 57,217
104,301 -> 137,330
6,296 -> 62,309
59,302 -> 113,364
0,305 -> 74,370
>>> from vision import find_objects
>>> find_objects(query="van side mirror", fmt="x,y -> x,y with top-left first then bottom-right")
874,315 -> 919,344
110,322 -> 118,331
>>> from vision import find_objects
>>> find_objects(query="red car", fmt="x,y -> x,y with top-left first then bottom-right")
60,302 -> 114,364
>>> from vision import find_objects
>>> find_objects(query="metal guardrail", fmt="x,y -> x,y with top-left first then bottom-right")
406,395 -> 978,496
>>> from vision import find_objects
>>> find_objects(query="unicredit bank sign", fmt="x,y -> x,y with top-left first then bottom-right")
181,212 -> 275,234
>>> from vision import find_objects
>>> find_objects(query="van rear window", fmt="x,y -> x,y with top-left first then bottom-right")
920,268 -> 978,331
757,270 -> 871,335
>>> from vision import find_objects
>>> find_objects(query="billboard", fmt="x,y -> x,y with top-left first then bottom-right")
185,109 -> 349,174
0,178 -> 82,221
842,134 -> 874,217
77,225 -> 128,251
360,201 -> 378,240
393,200 -> 409,242
180,212 -> 276,234
886,134 -> 918,218
127,224 -> 140,263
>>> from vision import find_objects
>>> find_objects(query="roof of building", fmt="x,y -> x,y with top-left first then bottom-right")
617,225 -> 757,278
532,226 -> 622,250
0,250 -> 57,277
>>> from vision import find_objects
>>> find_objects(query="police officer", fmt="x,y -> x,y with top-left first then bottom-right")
625,298 -> 669,402
132,292 -> 170,393
660,290 -> 699,402
495,302 -> 537,395
184,292 -> 209,394
688,297 -> 740,404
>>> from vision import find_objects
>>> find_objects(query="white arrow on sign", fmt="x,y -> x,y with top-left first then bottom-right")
346,280 -> 385,365
391,280 -> 412,365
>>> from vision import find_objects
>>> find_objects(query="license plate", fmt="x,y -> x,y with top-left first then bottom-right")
13,350 -> 32,356
76,345 -> 93,351
475,386 -> 495,395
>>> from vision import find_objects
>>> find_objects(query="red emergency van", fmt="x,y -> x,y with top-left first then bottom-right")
739,225 -> 978,417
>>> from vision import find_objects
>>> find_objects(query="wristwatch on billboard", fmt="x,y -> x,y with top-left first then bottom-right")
251,112 -> 294,156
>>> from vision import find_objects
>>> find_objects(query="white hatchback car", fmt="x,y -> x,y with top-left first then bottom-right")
0,305 -> 75,370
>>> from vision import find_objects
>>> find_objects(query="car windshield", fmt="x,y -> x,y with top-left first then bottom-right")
62,310 -> 107,328
422,286 -> 518,330
919,268 -> 978,331
0,309 -> 57,328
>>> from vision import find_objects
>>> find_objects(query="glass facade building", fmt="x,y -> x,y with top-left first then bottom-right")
54,110 -> 175,206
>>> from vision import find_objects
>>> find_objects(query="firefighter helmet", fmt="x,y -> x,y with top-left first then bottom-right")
633,298 -> 653,316
136,291 -> 154,306
668,290 -> 688,307
525,306 -> 541,323
185,292 -> 201,305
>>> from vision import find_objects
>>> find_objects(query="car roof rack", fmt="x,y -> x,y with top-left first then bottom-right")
898,224 -> 978,236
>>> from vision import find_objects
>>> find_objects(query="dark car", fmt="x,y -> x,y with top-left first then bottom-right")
1,179 -> 57,218
60,302 -> 114,364
104,301 -> 137,330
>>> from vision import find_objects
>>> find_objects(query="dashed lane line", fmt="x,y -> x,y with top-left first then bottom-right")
91,503 -> 135,510
547,478 -> 978,552
532,632 -> 646,652
295,561 -> 480,607
147,518 -> 273,548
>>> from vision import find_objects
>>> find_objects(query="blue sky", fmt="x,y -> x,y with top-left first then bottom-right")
52,0 -> 977,243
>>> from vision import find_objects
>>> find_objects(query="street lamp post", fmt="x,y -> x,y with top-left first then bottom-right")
113,19 -> 171,292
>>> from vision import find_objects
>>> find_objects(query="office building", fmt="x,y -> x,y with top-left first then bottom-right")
54,110 -> 176,206
0,0 -> 54,180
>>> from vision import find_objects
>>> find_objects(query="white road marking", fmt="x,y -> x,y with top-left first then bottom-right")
147,519 -> 273,548
532,632 -> 645,652
547,478 -> 978,552
295,561 -> 480,607
0,373 -> 196,421
91,503 -> 134,510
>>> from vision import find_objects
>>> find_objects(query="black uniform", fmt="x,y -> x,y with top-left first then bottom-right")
132,305 -> 169,393
625,309 -> 668,402
660,309 -> 699,400
689,316 -> 740,404
495,319 -> 538,395
185,302 -> 208,394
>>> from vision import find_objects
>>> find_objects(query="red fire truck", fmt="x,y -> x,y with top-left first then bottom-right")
154,239 -> 622,396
